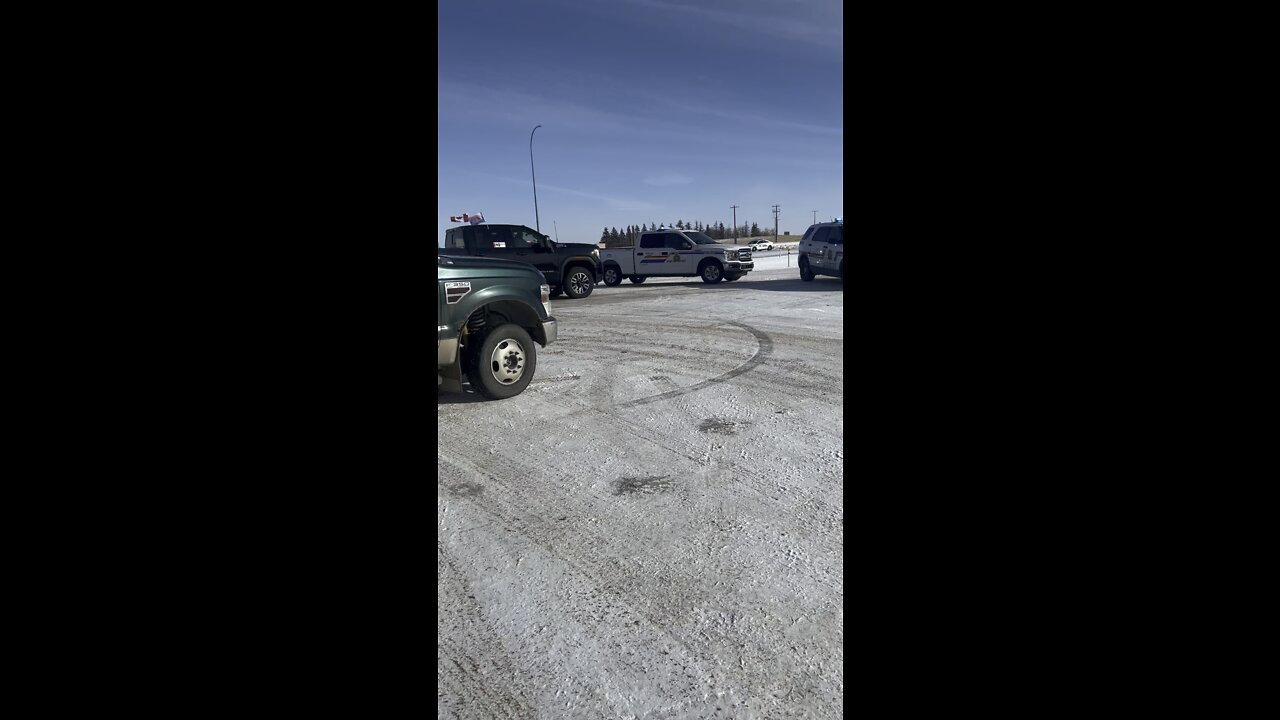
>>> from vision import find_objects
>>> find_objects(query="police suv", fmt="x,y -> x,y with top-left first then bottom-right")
797,221 -> 843,284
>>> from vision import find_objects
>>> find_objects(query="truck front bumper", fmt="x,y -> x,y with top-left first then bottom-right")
541,317 -> 558,346
727,261 -> 754,272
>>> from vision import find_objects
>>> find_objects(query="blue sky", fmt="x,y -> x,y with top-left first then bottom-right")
438,0 -> 843,245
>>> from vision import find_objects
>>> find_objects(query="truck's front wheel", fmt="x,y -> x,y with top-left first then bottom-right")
466,323 -> 537,399
603,265 -> 623,286
564,267 -> 595,298
700,260 -> 723,284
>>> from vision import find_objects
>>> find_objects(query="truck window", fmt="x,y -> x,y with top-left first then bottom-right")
477,226 -> 512,249
812,227 -> 831,244
511,228 -> 540,249
665,234 -> 690,250
447,229 -> 467,250
640,234 -> 663,249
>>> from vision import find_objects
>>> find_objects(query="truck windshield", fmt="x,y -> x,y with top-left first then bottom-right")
684,232 -> 716,245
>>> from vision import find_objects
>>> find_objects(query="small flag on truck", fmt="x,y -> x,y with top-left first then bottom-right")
449,212 -> 485,225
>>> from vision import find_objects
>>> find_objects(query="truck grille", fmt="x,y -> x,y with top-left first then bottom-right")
738,249 -> 752,260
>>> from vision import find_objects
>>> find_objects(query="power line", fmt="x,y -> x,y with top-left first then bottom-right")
730,204 -> 739,243
771,205 -> 780,243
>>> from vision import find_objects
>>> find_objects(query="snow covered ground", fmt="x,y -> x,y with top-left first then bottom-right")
438,264 -> 843,719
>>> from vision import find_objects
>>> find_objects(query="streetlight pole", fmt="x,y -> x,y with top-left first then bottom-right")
731,204 -> 738,244
812,210 -> 817,225
530,124 -> 542,232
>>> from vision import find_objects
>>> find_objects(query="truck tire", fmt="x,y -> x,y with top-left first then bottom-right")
564,266 -> 595,299
629,276 -> 646,284
465,323 -> 536,400
724,273 -> 741,282
699,259 -> 723,284
799,258 -> 815,282
603,265 -> 623,286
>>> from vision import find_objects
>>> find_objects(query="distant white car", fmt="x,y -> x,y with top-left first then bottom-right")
747,240 -> 774,251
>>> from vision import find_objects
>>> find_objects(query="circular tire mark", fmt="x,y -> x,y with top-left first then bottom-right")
615,320 -> 774,408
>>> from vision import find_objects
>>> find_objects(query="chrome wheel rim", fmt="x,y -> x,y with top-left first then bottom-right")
489,338 -> 527,385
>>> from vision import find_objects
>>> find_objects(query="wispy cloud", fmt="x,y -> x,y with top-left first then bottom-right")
667,101 -> 842,137
614,0 -> 842,51
464,170 -> 662,213
643,173 -> 694,187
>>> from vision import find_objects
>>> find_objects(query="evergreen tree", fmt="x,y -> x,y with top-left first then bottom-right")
601,227 -> 609,243
610,227 -> 620,243
751,222 -> 761,236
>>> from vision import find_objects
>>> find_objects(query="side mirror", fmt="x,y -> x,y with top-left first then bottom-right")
682,242 -> 694,250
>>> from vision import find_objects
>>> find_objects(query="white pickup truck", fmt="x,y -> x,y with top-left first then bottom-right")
599,228 -> 755,286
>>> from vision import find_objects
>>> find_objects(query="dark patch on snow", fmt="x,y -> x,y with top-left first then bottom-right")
614,475 -> 674,495
449,482 -> 484,497
699,417 -> 748,435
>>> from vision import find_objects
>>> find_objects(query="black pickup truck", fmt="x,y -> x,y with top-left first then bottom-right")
443,223 -> 601,299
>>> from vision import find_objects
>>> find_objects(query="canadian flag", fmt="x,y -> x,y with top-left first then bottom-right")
449,212 -> 485,225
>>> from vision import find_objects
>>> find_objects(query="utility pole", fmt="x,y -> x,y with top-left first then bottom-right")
772,204 -> 780,244
811,210 -> 817,225
730,204 -> 739,244
553,220 -> 559,243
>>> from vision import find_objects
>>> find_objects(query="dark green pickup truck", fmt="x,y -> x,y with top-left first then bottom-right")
438,253 -> 558,399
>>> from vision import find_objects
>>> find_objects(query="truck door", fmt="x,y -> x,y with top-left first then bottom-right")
474,225 -> 516,261
807,226 -> 831,269
665,232 -> 697,275
511,226 -> 558,285
824,226 -> 843,267
637,233 -> 667,274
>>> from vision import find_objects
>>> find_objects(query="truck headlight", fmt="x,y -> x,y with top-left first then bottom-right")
728,250 -> 738,260
540,284 -> 552,316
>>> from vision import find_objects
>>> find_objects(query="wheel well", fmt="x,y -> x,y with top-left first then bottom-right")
563,262 -> 595,282
698,258 -> 722,270
466,301 -> 546,347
